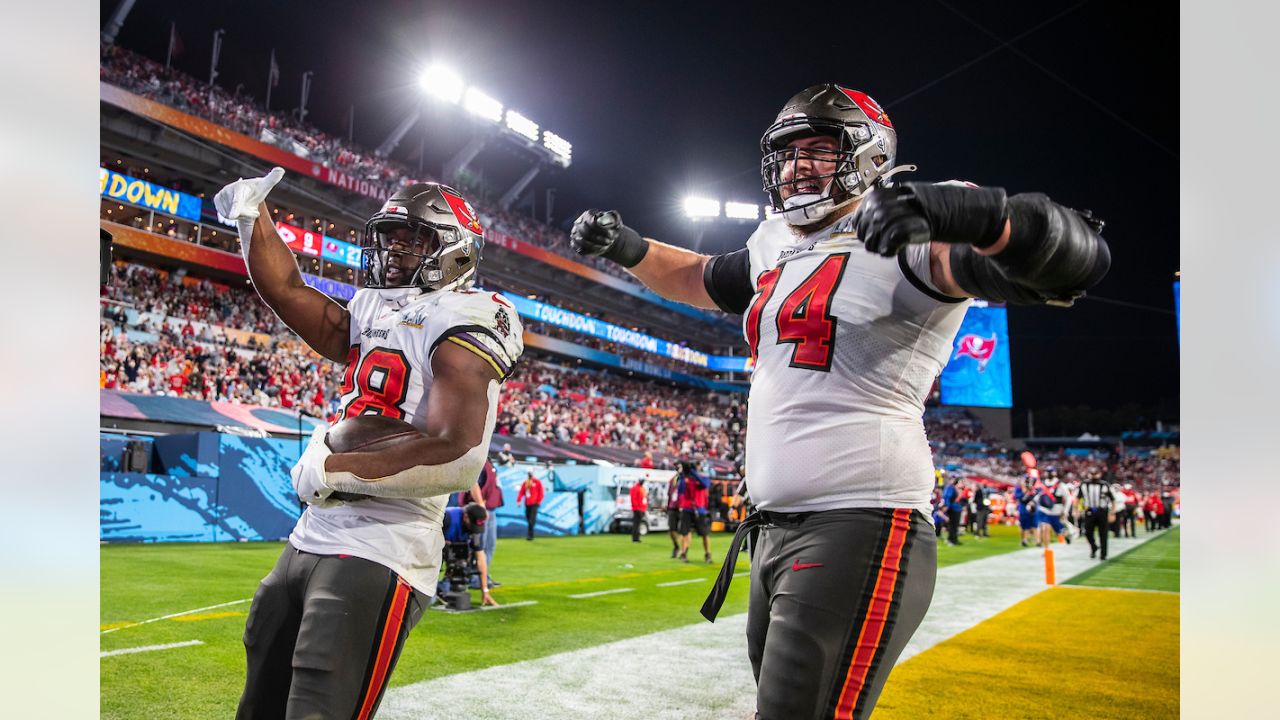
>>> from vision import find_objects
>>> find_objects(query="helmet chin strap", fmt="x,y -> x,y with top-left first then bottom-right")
783,189 -> 865,226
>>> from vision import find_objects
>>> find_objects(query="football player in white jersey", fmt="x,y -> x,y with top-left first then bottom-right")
214,169 -> 522,720
570,84 -> 1110,720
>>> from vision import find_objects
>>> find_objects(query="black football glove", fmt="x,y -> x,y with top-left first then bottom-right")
853,182 -> 1009,257
569,209 -> 649,268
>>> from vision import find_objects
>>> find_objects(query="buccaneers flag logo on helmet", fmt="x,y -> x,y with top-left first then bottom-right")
441,189 -> 483,235
837,87 -> 893,128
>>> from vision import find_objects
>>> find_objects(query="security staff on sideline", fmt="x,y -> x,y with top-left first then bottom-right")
1079,471 -> 1115,560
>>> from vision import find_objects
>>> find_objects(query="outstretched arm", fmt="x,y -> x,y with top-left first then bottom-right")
854,183 -> 1111,306
244,204 -> 351,362
569,209 -> 721,310
214,168 -> 351,361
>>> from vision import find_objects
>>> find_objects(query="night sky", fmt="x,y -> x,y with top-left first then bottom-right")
103,0 -> 1179,420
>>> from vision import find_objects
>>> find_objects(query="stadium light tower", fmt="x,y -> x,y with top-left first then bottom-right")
724,201 -> 760,221
683,196 -> 721,220
505,110 -> 540,142
463,87 -> 503,122
420,65 -> 464,104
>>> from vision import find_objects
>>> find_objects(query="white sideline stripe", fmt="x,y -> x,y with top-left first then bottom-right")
100,598 -> 252,635
380,530 -> 1171,720
656,578 -> 705,587
100,640 -> 203,658
568,588 -> 633,599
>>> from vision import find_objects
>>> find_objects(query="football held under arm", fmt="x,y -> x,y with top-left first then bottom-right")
322,340 -> 504,498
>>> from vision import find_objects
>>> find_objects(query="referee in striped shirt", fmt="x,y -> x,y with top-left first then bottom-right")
1079,471 -> 1115,560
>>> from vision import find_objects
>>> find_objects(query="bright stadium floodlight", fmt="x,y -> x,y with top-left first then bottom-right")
505,110 -> 540,141
764,205 -> 780,220
420,65 -> 464,103
543,130 -> 572,166
463,87 -> 503,122
724,201 -> 760,221
683,196 -> 721,220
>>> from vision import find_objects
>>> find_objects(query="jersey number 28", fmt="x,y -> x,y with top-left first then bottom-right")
745,254 -> 848,372
339,346 -> 411,419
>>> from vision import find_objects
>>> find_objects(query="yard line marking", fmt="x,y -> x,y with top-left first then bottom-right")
100,640 -> 204,658
432,600 -> 539,613
484,601 -> 538,610
568,588 -> 634,599
656,578 -> 706,587
733,571 -> 750,578
100,598 -> 252,635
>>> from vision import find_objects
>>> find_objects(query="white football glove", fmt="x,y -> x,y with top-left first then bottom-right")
213,166 -> 285,263
290,425 -> 342,509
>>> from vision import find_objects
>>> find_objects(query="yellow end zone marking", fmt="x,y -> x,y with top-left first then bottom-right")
874,586 -> 1179,719
1058,584 -> 1179,595
172,611 -> 245,622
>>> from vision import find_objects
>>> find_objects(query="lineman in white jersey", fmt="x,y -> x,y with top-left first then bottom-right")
215,171 -> 521,720
570,84 -> 1110,720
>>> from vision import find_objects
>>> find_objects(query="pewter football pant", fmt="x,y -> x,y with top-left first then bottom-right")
236,544 -> 428,720
745,508 -> 936,720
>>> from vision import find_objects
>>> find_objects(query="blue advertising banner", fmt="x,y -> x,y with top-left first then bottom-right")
302,273 -> 356,301
100,433 -> 303,542
99,167 -> 202,222
499,291 -> 751,372
939,304 -> 1013,408
490,464 -> 615,537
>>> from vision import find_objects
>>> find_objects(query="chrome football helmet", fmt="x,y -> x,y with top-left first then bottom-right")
362,183 -> 484,292
761,84 -> 907,225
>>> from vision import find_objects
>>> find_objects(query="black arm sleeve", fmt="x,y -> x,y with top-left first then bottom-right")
702,248 -> 755,315
948,193 -> 1111,306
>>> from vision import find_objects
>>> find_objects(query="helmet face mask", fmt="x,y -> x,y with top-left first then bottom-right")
761,85 -> 899,225
361,183 -> 482,292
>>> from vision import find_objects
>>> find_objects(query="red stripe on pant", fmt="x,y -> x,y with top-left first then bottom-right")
355,578 -> 412,720
832,508 -> 912,719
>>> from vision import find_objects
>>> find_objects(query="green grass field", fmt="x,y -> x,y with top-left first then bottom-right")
100,522 -> 1028,719
1065,526 -> 1180,592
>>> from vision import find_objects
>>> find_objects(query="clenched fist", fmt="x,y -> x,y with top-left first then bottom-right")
569,209 -> 649,268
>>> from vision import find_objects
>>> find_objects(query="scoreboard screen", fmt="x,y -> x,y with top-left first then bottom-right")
939,303 -> 1013,408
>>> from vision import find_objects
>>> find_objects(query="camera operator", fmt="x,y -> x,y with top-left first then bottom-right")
440,503 -> 498,607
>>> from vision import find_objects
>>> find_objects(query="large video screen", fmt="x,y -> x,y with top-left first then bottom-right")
939,303 -> 1013,408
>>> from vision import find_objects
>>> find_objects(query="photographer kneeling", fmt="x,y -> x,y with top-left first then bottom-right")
440,503 -> 498,608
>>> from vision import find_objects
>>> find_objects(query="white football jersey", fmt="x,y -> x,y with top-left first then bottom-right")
289,287 -> 523,595
742,215 -> 971,515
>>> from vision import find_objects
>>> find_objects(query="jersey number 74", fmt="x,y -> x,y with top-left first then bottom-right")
745,253 -> 849,373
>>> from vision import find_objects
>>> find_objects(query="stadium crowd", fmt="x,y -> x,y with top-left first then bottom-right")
100,44 -> 639,285
497,361 -> 738,460
100,261 -> 742,458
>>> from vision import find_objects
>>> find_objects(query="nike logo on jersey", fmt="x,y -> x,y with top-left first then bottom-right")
792,561 -> 824,571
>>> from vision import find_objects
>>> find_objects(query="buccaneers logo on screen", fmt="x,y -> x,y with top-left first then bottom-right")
953,333 -> 997,371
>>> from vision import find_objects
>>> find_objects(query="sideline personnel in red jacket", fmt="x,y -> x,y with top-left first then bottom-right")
629,481 -> 650,543
517,472 -> 545,541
